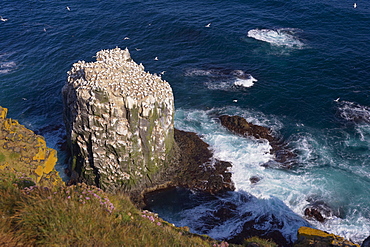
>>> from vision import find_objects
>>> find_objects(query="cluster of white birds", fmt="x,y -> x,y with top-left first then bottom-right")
67,47 -> 173,107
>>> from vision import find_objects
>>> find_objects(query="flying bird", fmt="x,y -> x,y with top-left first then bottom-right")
66,6 -> 71,11
154,57 -> 158,61
205,23 -> 211,27
124,37 -> 130,40
0,16 -> 8,22
334,97 -> 340,102
354,3 -> 357,8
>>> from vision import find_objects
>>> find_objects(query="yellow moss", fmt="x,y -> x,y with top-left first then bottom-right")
33,137 -> 47,161
34,165 -> 44,178
0,107 -> 63,187
298,227 -> 331,238
296,227 -> 361,247
0,107 -> 7,120
44,149 -> 57,174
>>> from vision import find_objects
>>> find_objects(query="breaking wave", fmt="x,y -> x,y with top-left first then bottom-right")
185,68 -> 257,90
247,28 -> 304,48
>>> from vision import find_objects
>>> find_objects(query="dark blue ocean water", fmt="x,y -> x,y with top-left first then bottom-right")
1,0 -> 370,244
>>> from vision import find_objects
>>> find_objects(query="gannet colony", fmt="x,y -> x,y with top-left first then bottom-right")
62,47 -> 175,191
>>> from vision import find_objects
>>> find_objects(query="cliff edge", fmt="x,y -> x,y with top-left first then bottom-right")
0,106 -> 62,187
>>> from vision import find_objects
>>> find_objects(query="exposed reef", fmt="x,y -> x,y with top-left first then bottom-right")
218,115 -> 296,168
0,106 -> 62,187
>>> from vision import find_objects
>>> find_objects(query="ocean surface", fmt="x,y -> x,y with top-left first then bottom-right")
1,0 -> 370,244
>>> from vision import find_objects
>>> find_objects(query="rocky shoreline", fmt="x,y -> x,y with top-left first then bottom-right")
0,47 -> 365,246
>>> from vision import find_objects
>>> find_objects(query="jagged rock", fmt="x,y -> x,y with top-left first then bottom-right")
304,198 -> 340,223
62,47 -> 174,191
173,129 -> 235,194
361,236 -> 370,247
250,176 -> 261,184
218,115 -> 296,168
304,207 -> 325,222
294,227 -> 360,247
0,106 -> 62,187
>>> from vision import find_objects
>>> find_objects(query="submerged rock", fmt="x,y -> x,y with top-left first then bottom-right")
0,106 -> 62,187
62,47 -> 174,191
218,115 -> 296,168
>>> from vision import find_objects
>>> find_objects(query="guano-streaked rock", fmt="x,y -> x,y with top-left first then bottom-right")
62,47 -> 174,191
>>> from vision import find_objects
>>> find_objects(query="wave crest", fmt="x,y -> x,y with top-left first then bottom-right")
247,28 -> 304,48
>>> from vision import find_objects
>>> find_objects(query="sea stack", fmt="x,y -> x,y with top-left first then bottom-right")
62,47 -> 174,191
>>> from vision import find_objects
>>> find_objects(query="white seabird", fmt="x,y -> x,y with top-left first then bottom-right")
0,16 -> 8,22
354,3 -> 357,8
66,6 -> 71,11
205,23 -> 211,28
334,97 -> 340,102
124,37 -> 130,40
154,57 -> 158,61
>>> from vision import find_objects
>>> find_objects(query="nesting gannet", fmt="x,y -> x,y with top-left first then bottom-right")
66,6 -> 71,11
0,16 -> 8,22
205,23 -> 211,28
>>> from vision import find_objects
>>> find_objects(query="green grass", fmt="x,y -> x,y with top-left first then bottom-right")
0,170 -> 277,247
0,171 -> 216,246
0,153 -> 5,162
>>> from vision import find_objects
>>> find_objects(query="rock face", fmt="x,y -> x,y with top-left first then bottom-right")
62,47 -> 174,191
0,106 -> 62,187
294,227 -> 360,247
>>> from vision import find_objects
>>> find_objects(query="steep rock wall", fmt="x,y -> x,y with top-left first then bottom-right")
62,47 -> 174,191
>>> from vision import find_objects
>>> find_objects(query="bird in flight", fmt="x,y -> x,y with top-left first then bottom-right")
205,23 -> 211,27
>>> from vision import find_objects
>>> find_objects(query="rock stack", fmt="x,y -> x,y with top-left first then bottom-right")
62,47 -> 174,191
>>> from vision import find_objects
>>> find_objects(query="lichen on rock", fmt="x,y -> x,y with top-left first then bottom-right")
62,47 -> 174,191
0,106 -> 62,187
294,227 -> 360,247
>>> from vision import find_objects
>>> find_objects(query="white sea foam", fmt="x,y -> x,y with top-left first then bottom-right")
233,75 -> 257,88
247,28 -> 304,48
185,68 -> 257,90
0,61 -> 16,74
174,107 -> 370,244
338,100 -> 370,124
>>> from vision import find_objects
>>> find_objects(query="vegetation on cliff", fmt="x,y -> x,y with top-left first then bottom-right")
0,169 -> 281,247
